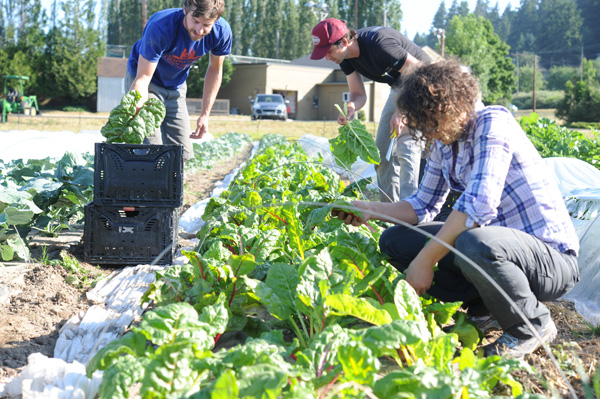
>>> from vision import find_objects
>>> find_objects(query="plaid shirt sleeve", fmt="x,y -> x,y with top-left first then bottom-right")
453,110 -> 513,227
404,145 -> 450,223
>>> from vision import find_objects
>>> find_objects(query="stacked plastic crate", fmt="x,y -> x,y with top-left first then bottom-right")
84,143 -> 184,265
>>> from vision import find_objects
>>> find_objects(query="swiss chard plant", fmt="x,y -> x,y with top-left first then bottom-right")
101,90 -> 166,144
0,152 -> 94,262
109,135 -> 536,399
520,112 -> 600,169
329,104 -> 381,169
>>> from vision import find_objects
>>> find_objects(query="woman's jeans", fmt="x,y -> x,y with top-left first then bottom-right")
379,223 -> 579,338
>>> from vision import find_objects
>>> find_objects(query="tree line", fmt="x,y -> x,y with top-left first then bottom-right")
0,0 -> 598,113
415,0 -> 599,69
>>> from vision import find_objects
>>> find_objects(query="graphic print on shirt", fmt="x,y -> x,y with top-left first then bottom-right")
164,48 -> 202,69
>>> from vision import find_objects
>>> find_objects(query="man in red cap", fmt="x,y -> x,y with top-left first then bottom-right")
310,18 -> 431,203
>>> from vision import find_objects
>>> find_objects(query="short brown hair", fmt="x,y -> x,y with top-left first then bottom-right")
397,60 -> 480,144
332,20 -> 357,46
184,0 -> 224,20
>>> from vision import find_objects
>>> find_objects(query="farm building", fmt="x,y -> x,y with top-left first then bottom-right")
96,46 -> 442,121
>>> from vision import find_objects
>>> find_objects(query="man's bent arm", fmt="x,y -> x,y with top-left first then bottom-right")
191,52 -> 224,138
339,71 -> 367,124
130,54 -> 158,107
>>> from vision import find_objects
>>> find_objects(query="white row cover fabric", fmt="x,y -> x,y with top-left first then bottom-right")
0,130 -> 104,162
0,353 -> 103,399
297,134 -> 377,186
544,157 -> 600,326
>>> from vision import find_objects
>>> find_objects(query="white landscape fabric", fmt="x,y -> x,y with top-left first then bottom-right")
544,157 -> 600,326
0,130 -> 104,161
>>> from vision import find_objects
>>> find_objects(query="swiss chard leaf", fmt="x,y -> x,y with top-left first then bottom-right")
329,106 -> 380,169
101,90 -> 166,144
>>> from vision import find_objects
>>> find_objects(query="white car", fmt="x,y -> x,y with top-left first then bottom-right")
250,94 -> 289,121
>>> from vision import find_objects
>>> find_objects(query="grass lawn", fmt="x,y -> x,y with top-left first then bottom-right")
0,111 -> 379,141
1,108 -> 594,140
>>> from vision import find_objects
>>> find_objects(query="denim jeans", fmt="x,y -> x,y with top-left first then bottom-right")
125,71 -> 193,160
374,87 -> 423,202
379,223 -> 579,339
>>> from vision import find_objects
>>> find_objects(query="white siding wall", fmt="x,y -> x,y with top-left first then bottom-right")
97,77 -> 126,112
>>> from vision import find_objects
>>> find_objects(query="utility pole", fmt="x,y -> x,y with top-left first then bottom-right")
433,28 -> 445,57
513,53 -> 520,94
142,0 -> 147,30
276,29 -> 280,59
354,0 -> 358,28
580,44 -> 584,83
533,54 -> 537,113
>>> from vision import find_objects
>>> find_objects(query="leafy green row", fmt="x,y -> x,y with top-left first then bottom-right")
186,132 -> 253,172
87,136 -> 535,399
0,152 -> 94,261
520,113 -> 600,169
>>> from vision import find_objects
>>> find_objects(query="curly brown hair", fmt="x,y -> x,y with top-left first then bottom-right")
396,61 -> 480,144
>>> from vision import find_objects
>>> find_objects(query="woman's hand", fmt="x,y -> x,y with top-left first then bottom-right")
404,258 -> 435,295
331,200 -> 372,226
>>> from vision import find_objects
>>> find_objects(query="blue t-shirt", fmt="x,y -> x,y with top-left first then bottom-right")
127,8 -> 232,90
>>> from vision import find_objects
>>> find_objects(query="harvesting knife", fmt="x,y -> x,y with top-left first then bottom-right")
386,127 -> 398,162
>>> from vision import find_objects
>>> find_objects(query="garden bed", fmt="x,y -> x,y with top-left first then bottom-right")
0,137 -> 598,398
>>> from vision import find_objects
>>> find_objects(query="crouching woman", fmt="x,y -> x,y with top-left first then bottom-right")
334,60 -> 579,357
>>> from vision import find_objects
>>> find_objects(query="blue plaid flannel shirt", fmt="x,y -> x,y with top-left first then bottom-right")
404,106 -> 579,255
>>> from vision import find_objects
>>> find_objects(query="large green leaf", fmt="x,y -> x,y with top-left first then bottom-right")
325,294 -> 392,326
135,303 -> 212,349
211,369 -> 239,399
97,355 -> 148,399
329,119 -> 380,168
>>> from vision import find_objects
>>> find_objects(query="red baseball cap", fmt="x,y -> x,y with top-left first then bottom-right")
310,18 -> 348,60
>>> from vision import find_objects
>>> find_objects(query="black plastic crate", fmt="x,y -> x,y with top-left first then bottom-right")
94,143 -> 183,207
84,203 -> 179,265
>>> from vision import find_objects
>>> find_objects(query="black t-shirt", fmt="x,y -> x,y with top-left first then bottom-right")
340,27 -> 432,86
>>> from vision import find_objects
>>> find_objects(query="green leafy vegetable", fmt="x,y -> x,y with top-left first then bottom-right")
101,90 -> 166,144
329,104 -> 380,168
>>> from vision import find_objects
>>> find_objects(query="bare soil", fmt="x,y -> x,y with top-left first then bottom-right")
0,141 -> 598,398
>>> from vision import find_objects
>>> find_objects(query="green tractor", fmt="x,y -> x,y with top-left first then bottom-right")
1,75 -> 40,123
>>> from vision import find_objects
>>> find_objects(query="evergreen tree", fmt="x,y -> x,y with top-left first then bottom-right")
474,0 -> 489,16
494,3 -> 513,42
486,2 -> 501,37
240,0 -> 256,56
577,0 -> 600,60
537,0 -> 583,66
458,1 -> 470,16
279,0 -> 300,60
432,0 -> 447,29
41,0 -> 105,104
446,0 -> 459,28
223,0 -> 243,55
507,0 -> 539,53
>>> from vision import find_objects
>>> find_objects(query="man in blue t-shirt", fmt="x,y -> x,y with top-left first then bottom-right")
310,18 -> 431,203
127,0 -> 232,160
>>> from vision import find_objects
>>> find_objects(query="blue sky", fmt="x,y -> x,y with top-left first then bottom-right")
399,0 -> 521,39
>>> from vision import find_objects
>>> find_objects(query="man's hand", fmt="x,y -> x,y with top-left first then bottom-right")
390,110 -> 406,137
132,88 -> 149,111
191,115 -> 209,139
404,259 -> 435,295
337,103 -> 355,126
